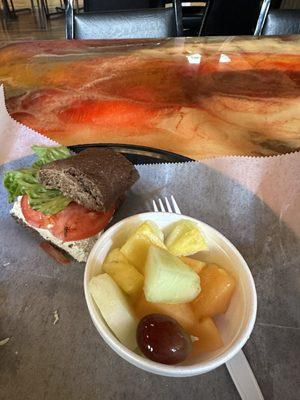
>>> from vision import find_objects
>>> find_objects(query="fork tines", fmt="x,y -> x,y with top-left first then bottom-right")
152,195 -> 181,214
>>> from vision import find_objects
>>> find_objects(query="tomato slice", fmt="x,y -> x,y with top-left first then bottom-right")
21,195 -> 53,229
21,195 -> 114,242
50,202 -> 114,242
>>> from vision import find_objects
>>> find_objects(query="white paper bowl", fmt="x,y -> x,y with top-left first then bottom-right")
84,212 -> 257,377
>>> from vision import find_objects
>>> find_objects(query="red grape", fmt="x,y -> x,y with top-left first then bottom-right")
136,314 -> 192,365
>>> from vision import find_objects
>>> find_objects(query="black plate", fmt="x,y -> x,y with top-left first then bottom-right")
69,143 -> 193,165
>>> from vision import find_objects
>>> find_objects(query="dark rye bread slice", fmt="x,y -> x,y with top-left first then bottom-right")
37,148 -> 139,212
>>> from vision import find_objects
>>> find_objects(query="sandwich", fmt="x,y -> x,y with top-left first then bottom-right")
4,146 -> 139,262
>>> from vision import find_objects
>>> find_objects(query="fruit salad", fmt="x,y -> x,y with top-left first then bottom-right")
89,220 -> 236,365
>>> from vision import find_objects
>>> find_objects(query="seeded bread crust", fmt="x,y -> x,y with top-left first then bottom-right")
37,148 -> 139,212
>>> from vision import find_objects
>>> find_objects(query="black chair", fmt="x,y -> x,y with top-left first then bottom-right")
83,0 -> 164,13
201,0 -> 261,36
181,0 -> 210,36
254,0 -> 300,35
1,0 -> 32,20
65,0 -> 182,39
9,0 -> 32,16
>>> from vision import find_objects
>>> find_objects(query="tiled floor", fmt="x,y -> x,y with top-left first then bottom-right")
0,0 -> 75,40
0,12 -> 65,40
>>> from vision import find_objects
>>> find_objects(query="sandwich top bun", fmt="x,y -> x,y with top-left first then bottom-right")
37,148 -> 139,212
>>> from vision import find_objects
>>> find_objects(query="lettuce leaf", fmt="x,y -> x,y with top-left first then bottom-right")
4,168 -> 37,203
32,145 -> 71,168
3,146 -> 72,215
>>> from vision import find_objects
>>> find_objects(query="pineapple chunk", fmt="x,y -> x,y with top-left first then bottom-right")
192,264 -> 236,319
180,256 -> 206,274
103,261 -> 144,299
137,220 -> 164,242
103,248 -> 129,265
120,234 -> 151,273
190,317 -> 223,356
134,293 -> 197,331
89,273 -> 137,350
144,246 -> 200,303
121,221 -> 166,273
165,220 -> 207,256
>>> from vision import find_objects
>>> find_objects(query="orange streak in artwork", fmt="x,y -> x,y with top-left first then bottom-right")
57,99 -> 173,128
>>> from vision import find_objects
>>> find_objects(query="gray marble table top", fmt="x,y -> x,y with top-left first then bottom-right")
1,157 -> 299,400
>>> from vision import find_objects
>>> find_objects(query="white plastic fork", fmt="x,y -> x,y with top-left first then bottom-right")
152,196 -> 264,400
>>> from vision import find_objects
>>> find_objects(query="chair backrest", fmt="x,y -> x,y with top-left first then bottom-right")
84,0 -> 164,13
66,0 -> 182,39
201,0 -> 261,36
178,0 -> 210,36
255,1 -> 300,35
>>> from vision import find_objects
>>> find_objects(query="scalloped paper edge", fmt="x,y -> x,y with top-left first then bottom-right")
136,149 -> 300,168
0,85 -> 59,165
1,84 -> 299,167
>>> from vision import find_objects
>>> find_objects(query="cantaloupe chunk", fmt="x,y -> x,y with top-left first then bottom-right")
190,317 -> 223,356
103,261 -> 144,300
192,264 -> 236,319
134,293 -> 197,331
180,256 -> 206,274
121,221 -> 166,273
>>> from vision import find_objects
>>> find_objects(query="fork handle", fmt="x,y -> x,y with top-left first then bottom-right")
158,198 -> 263,399
226,350 -> 264,400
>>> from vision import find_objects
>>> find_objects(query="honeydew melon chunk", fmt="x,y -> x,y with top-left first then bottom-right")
144,246 -> 201,304
89,273 -> 137,350
165,220 -> 208,256
121,221 -> 166,273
